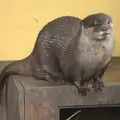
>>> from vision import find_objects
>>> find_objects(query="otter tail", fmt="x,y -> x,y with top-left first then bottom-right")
0,70 -> 20,104
0,58 -> 32,104
0,62 -> 21,104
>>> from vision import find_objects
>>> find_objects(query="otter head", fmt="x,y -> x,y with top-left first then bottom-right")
82,13 -> 113,41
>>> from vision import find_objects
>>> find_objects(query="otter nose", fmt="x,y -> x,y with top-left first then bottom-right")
101,27 -> 108,31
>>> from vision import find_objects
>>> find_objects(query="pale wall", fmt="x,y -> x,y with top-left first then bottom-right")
0,0 -> 119,60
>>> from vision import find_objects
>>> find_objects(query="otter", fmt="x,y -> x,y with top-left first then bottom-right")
0,13 -> 114,103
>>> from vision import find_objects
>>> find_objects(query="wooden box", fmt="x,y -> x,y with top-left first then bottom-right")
6,75 -> 120,120
0,57 -> 120,120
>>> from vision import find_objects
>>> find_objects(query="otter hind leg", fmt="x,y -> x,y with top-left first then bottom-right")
33,66 -> 64,84
33,50 -> 64,84
92,76 -> 104,92
71,78 -> 90,96
75,81 -> 90,96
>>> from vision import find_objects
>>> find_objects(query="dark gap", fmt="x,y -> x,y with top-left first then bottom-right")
59,105 -> 120,120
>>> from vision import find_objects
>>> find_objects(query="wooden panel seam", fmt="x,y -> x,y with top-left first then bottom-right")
13,77 -> 25,120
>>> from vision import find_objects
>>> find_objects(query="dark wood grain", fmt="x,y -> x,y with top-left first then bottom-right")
0,61 -> 13,120
0,100 -> 6,120
6,76 -> 24,120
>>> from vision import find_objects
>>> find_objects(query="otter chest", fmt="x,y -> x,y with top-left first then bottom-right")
77,38 -> 114,70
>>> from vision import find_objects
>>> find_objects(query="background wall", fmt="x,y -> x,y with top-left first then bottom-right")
0,0 -> 119,60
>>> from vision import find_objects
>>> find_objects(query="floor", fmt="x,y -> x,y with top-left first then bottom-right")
0,57 -> 120,120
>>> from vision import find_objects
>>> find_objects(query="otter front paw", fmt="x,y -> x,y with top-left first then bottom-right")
78,86 -> 90,96
74,81 -> 90,96
92,76 -> 104,92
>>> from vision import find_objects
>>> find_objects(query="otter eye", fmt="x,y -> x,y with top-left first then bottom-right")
107,21 -> 110,24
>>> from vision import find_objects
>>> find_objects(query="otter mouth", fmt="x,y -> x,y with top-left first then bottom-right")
102,32 -> 111,37
93,30 -> 113,41
94,31 -> 112,41
100,30 -> 112,37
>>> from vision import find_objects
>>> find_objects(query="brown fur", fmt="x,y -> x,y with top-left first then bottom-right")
0,13 -> 114,103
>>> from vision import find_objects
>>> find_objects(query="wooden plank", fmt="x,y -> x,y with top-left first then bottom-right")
6,76 -> 24,120
19,77 -> 120,120
0,105 -> 6,120
0,61 -> 13,120
0,88 -> 6,120
19,78 -> 120,120
5,75 -> 120,120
